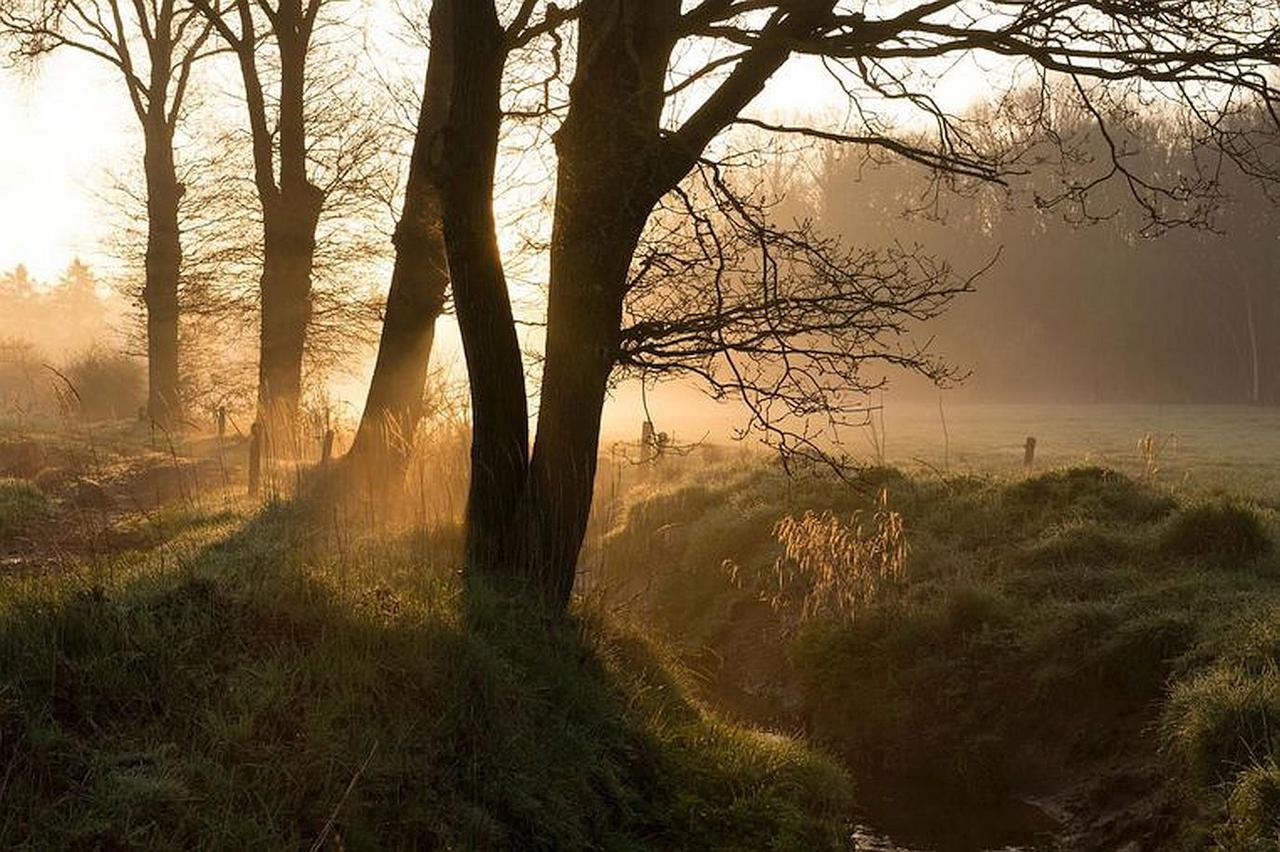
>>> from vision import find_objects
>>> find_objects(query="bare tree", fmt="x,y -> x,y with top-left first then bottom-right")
1,0 -> 217,427
191,0 -> 328,447
412,0 -> 1280,610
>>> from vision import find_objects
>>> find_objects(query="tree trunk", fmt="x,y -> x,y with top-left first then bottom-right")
142,123 -> 183,429
256,20 -> 322,455
349,19 -> 453,475
257,191 -> 321,451
431,0 -> 529,577
517,235 -> 634,607
508,0 -> 680,607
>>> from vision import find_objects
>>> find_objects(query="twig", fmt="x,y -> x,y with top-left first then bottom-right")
309,741 -> 378,852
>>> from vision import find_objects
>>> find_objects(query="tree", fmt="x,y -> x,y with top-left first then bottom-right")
1,0 -> 216,427
346,3 -> 452,475
415,0 -> 1280,610
192,0 -> 328,448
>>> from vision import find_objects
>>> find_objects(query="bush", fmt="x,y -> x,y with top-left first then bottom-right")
61,347 -> 145,421
0,477 -> 49,541
1160,499 -> 1271,564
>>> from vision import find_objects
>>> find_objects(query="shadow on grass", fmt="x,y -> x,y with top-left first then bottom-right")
0,498 -> 848,850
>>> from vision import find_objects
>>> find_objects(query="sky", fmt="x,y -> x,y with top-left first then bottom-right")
0,27 -> 987,283
0,51 -> 135,281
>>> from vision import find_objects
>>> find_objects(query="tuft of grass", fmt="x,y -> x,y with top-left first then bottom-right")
1003,466 -> 1175,525
1221,762 -> 1280,849
1160,498 -> 1271,564
0,477 -> 50,542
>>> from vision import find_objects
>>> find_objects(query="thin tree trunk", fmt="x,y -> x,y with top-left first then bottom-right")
257,193 -> 321,446
142,122 -> 183,428
255,21 -> 322,453
349,21 -> 453,474
431,0 -> 529,577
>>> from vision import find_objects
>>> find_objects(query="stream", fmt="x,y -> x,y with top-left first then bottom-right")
847,781 -> 1060,851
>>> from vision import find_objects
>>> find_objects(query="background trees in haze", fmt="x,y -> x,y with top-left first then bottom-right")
193,0 -> 391,449
816,104 -> 1280,405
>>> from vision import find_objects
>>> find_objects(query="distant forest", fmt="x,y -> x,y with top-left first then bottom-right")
817,116 -> 1279,406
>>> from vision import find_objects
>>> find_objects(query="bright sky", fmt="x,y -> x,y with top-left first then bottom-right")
0,52 -> 135,281
0,33 -> 974,282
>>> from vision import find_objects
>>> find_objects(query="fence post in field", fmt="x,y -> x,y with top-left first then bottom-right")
640,420 -> 656,464
320,428 -> 335,465
1024,436 -> 1037,470
217,406 -> 226,439
249,421 -> 262,496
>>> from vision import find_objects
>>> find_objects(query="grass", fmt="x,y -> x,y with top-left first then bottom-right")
0,494 -> 849,850
593,455 -> 1280,849
0,477 -> 50,542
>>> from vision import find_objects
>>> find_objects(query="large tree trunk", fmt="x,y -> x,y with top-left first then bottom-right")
141,122 -> 183,429
349,20 -> 453,475
509,0 -> 680,607
517,235 -> 635,607
431,0 -> 529,577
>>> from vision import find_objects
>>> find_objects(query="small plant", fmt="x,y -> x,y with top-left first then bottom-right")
756,488 -> 907,622
0,477 -> 50,541
1138,432 -> 1176,484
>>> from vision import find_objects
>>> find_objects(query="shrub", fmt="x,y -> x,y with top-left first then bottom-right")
0,477 -> 49,541
60,347 -> 145,421
1160,499 -> 1271,564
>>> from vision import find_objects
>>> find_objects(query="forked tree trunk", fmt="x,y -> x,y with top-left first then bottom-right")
349,18 -> 453,475
439,0 -> 809,610
142,122 -> 183,429
509,0 -> 679,606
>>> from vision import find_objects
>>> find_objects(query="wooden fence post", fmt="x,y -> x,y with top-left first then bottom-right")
249,421 -> 262,496
640,420 -> 655,464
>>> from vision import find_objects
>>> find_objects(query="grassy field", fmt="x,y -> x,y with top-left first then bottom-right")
862,402 -> 1280,500
590,454 -> 1280,850
5,411 -> 1280,849
0,427 -> 848,850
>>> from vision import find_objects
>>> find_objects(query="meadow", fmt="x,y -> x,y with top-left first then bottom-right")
1,402 -> 1279,850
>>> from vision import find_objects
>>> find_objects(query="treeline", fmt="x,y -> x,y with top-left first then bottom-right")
0,261 -> 119,355
817,115 -> 1280,405
0,260 -> 145,422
